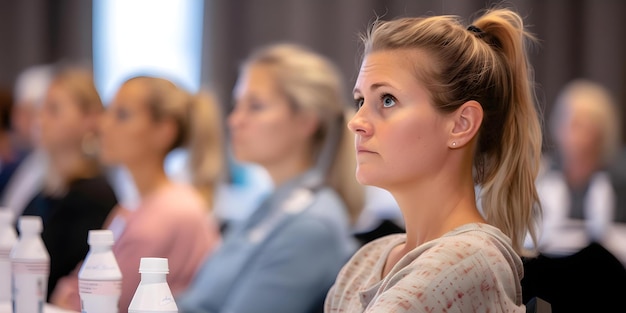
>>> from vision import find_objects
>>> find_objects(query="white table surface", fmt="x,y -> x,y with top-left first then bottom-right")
0,302 -> 79,313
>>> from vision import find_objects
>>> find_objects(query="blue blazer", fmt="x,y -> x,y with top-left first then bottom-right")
176,170 -> 358,313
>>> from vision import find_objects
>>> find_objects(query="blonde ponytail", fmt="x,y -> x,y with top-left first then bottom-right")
473,10 -> 543,256
187,90 -> 225,208
130,76 -> 225,209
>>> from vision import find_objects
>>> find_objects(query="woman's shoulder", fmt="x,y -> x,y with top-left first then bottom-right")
403,224 -> 523,282
63,175 -> 118,214
329,234 -> 405,295
345,234 -> 406,268
149,183 -> 208,211
68,175 -> 117,201
433,223 -> 518,257
134,183 -> 213,226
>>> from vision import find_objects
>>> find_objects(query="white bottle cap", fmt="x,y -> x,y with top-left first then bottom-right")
18,216 -> 43,234
0,210 -> 13,225
88,229 -> 115,246
139,257 -> 169,274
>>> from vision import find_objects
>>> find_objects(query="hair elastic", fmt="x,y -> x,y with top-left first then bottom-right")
467,25 -> 485,38
467,25 -> 483,33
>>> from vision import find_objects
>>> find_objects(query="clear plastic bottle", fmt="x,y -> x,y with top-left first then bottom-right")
0,210 -> 17,303
10,215 -> 50,313
128,257 -> 177,313
78,229 -> 122,313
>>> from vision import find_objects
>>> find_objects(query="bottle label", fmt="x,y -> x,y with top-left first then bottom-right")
0,248 -> 10,258
11,261 -> 48,313
79,280 -> 122,296
12,260 -> 49,275
0,258 -> 11,302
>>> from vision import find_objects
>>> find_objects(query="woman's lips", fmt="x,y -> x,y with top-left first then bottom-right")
356,145 -> 377,154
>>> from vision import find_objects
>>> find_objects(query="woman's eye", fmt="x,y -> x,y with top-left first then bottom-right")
382,94 -> 396,108
115,108 -> 130,121
354,98 -> 364,110
249,102 -> 265,112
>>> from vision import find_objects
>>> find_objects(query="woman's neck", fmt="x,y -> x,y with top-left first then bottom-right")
50,148 -> 99,182
126,157 -> 170,199
264,151 -> 313,187
562,157 -> 601,190
390,166 -> 485,252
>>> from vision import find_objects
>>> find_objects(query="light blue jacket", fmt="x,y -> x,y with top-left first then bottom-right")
176,170 -> 358,313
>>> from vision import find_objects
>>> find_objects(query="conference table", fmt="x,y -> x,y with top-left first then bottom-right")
0,302 -> 78,313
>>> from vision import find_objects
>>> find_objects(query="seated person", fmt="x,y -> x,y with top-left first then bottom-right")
534,79 -> 626,264
176,43 -> 365,313
20,65 -> 118,300
51,76 -> 224,313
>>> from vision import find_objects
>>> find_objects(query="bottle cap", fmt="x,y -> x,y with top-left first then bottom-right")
18,216 -> 43,234
88,229 -> 115,246
0,210 -> 13,225
139,257 -> 169,274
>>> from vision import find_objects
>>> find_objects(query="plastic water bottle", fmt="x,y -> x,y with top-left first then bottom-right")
78,229 -> 122,313
0,210 -> 17,303
10,215 -> 50,313
128,257 -> 177,313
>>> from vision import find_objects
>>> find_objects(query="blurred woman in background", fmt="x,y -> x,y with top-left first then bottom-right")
51,76 -> 224,313
176,43 -> 365,313
21,65 -> 118,301
535,79 -> 625,262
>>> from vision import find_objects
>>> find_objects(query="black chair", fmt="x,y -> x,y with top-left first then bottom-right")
353,219 -> 405,247
526,297 -> 552,313
522,242 -> 626,312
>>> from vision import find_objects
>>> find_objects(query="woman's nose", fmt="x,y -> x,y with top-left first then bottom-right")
347,107 -> 372,137
227,107 -> 242,130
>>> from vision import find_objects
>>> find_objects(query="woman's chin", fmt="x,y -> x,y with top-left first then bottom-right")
355,171 -> 378,187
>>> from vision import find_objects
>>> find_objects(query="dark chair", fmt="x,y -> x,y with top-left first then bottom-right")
526,297 -> 552,313
522,242 -> 626,312
353,219 -> 405,247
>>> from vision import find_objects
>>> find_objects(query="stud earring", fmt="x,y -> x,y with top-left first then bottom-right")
452,142 -> 456,147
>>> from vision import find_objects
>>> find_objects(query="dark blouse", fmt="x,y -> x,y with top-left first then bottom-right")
21,174 -> 118,300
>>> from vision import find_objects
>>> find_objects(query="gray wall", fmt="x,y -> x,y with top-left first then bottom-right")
1,0 -> 625,143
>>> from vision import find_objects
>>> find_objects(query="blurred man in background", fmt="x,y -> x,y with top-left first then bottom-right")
0,64 -> 54,222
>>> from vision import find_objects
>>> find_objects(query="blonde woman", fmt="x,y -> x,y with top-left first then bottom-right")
51,76 -> 223,313
177,43 -> 364,313
325,7 -> 543,312
536,79 -> 624,263
20,66 -> 118,301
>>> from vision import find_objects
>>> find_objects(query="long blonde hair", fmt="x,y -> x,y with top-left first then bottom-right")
243,44 -> 365,225
127,76 -> 225,208
362,8 -> 543,256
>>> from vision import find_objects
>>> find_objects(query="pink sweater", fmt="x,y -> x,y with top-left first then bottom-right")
51,183 -> 221,313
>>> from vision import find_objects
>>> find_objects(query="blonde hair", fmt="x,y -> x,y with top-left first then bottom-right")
362,8 -> 543,256
243,43 -> 365,224
551,79 -> 621,166
127,77 -> 225,208
50,66 -> 104,114
44,66 -> 105,196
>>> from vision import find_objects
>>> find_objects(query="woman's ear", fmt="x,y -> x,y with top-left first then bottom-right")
297,111 -> 321,139
448,100 -> 483,149
152,118 -> 179,152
